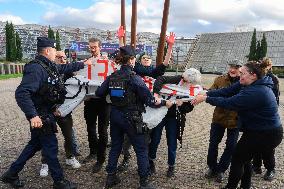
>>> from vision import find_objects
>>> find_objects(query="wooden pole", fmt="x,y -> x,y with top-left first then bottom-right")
156,0 -> 170,66
131,0 -> 137,48
121,0 -> 126,45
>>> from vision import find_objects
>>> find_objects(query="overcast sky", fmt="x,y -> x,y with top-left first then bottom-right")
0,0 -> 284,37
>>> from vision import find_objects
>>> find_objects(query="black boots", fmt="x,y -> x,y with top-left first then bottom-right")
139,176 -> 155,189
149,160 -> 156,175
166,166 -> 175,178
53,179 -> 77,189
216,172 -> 225,183
105,173 -> 121,188
92,162 -> 103,173
82,153 -> 96,164
1,171 -> 24,188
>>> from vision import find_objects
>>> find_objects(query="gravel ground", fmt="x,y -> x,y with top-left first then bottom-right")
0,75 -> 283,189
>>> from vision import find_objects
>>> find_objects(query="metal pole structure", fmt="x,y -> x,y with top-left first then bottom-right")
175,47 -> 180,75
121,0 -> 126,45
131,0 -> 137,48
156,0 -> 170,66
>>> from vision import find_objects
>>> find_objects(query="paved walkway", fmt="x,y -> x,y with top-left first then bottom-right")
0,75 -> 283,189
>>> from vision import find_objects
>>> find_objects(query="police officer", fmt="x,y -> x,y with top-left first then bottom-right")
0,37 -> 91,189
96,45 -> 170,189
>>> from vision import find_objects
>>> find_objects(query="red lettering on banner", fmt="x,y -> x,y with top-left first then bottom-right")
88,65 -> 92,80
97,59 -> 109,80
143,76 -> 153,91
189,86 -> 199,96
111,61 -> 117,72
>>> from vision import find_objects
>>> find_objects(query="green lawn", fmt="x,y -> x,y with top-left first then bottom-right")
0,74 -> 23,80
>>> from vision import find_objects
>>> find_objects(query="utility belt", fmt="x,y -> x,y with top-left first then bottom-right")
125,111 -> 149,135
32,111 -> 57,135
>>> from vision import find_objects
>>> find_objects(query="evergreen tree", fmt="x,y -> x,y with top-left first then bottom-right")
261,33 -> 267,59
256,40 -> 261,60
48,25 -> 55,39
5,22 -> 17,61
5,22 -> 11,61
15,32 -> 23,61
247,28 -> 257,61
55,30 -> 61,50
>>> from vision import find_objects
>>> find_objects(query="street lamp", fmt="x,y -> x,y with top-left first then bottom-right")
175,47 -> 180,75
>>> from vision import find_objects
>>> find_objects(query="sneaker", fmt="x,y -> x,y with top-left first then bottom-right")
82,153 -> 96,164
263,169 -> 275,181
204,168 -> 216,179
166,166 -> 175,178
53,179 -> 77,189
216,172 -> 225,183
66,157 -> 81,169
40,164 -> 49,177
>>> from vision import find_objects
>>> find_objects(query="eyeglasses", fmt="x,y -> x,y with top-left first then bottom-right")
89,46 -> 99,50
56,56 -> 67,60
142,57 -> 151,60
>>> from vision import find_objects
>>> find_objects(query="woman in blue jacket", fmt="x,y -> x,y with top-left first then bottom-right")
192,61 -> 283,189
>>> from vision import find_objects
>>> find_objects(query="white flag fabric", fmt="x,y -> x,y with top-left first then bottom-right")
58,59 -> 203,128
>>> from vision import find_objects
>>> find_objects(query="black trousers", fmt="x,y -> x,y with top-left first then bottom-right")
84,98 -> 110,163
252,149 -> 275,171
225,127 -> 283,189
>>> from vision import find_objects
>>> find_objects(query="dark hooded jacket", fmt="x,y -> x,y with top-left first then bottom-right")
206,76 -> 282,131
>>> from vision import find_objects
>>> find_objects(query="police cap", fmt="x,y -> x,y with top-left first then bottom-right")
37,37 -> 56,49
119,45 -> 136,57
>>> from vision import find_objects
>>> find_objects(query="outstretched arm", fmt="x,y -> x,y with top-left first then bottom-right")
163,32 -> 175,66
117,26 -> 125,47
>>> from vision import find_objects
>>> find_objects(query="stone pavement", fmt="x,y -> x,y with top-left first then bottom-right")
0,75 -> 283,189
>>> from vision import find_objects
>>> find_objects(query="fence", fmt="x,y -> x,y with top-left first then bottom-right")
0,63 -> 25,75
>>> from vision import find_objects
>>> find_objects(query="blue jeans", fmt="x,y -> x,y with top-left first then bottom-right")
106,108 -> 149,177
9,130 -> 64,182
149,117 -> 178,166
207,123 -> 239,173
71,127 -> 80,154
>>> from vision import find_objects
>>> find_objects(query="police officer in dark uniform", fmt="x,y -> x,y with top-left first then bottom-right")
0,37 -> 91,189
96,45 -> 169,189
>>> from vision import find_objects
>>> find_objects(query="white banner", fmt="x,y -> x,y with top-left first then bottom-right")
58,59 -> 203,128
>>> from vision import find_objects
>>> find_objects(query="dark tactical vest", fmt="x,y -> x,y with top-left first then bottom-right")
109,71 -> 144,112
34,60 -> 67,106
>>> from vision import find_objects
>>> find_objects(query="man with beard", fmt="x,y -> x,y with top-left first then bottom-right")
204,59 -> 242,183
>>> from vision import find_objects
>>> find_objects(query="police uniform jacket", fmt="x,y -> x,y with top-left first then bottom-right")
96,64 -> 157,110
15,55 -> 85,121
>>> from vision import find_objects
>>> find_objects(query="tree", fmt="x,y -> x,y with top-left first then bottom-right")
256,40 -> 262,60
5,22 -> 17,61
48,25 -> 55,39
15,32 -> 23,61
260,33 -> 267,58
247,28 -> 257,61
5,22 -> 11,61
55,30 -> 61,50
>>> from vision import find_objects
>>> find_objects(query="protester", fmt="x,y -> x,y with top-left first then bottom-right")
192,61 -> 283,189
252,57 -> 281,181
204,59 -> 242,183
83,38 -> 110,175
148,68 -> 199,177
